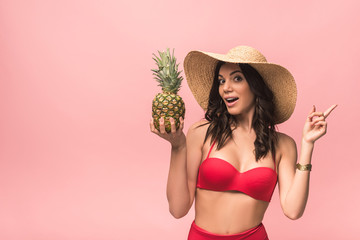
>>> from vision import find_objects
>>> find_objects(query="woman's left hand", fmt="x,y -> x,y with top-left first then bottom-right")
302,104 -> 337,144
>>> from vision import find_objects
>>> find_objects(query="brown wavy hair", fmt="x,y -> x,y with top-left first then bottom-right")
202,61 -> 277,161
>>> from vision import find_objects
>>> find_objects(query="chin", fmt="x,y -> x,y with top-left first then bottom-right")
226,108 -> 241,116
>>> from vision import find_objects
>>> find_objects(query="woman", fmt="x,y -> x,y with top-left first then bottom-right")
150,46 -> 336,240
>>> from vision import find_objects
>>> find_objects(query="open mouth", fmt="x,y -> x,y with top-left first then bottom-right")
225,97 -> 239,103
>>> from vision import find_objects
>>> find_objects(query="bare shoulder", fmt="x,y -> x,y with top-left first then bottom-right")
185,119 -> 209,153
276,132 -> 296,147
187,119 -> 209,140
186,119 -> 210,170
276,132 -> 297,160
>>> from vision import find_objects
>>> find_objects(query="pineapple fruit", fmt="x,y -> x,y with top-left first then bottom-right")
152,48 -> 185,133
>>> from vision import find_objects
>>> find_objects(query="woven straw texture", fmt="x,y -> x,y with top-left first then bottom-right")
184,46 -> 297,124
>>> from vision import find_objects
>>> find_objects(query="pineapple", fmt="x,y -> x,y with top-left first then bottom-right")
152,48 -> 185,133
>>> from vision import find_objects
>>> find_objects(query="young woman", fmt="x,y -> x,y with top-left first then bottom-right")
150,46 -> 336,240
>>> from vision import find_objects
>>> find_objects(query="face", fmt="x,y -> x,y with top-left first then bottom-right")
218,63 -> 256,117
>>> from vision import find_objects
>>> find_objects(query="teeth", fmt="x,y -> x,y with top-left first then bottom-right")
226,97 -> 238,102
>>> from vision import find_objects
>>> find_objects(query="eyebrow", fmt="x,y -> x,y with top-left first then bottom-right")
218,70 -> 243,78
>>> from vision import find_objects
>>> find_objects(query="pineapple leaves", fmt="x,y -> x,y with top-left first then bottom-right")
152,48 -> 183,94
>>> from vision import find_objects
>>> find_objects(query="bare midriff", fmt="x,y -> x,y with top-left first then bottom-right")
194,188 -> 269,235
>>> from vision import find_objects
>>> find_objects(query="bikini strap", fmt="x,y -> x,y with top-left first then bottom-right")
206,140 -> 217,159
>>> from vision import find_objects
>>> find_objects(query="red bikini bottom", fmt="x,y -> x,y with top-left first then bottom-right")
188,220 -> 269,240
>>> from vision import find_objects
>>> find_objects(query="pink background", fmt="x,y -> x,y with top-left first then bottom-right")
0,0 -> 358,239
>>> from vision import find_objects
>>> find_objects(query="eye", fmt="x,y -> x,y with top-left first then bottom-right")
218,78 -> 225,85
234,76 -> 243,82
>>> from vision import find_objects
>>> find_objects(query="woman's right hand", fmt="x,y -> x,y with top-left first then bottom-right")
150,117 -> 186,149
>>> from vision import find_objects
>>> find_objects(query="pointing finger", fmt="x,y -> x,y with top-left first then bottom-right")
324,104 -> 338,118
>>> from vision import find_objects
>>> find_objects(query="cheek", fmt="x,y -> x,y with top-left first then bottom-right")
247,91 -> 256,102
241,87 -> 255,104
218,86 -> 224,96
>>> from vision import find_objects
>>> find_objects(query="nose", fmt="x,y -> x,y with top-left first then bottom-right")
222,80 -> 232,92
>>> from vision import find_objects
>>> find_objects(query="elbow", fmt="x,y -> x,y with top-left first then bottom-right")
284,210 -> 303,220
168,201 -> 191,219
282,200 -> 305,220
169,208 -> 188,219
167,195 -> 192,219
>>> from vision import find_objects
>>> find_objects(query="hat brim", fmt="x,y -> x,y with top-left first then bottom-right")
184,50 -> 297,124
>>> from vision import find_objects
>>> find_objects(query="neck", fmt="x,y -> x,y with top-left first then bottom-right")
233,108 -> 255,133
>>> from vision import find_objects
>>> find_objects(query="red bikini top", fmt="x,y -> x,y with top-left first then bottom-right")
196,140 -> 278,202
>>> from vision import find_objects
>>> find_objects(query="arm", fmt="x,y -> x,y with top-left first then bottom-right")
278,134 -> 311,220
278,105 -> 337,220
150,117 -> 205,218
166,129 -> 189,218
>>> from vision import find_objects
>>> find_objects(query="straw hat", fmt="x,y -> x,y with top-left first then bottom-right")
183,45 -> 297,124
